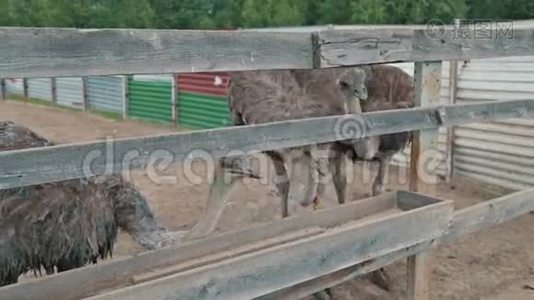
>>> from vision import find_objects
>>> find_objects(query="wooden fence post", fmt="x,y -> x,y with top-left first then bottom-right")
82,76 -> 89,111
171,74 -> 178,126
409,61 -> 443,193
407,61 -> 442,299
407,250 -> 432,300
22,78 -> 29,101
51,78 -> 57,105
445,60 -> 459,182
0,79 -> 6,100
122,76 -> 128,119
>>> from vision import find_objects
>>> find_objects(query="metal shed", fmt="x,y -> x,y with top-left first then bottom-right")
452,55 -> 534,190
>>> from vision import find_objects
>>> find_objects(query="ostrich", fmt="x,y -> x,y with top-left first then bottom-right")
0,121 -> 182,286
348,65 -> 414,196
290,65 -> 415,293
182,68 -> 372,241
296,65 -> 414,196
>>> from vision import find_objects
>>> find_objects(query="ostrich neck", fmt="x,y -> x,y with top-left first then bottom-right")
115,185 -> 181,250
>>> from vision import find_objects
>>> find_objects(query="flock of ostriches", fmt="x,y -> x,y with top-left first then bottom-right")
0,65 -> 414,294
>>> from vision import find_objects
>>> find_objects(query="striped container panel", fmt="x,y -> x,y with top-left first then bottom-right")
177,72 -> 232,129
56,77 -> 84,109
28,78 -> 53,101
128,77 -> 172,124
87,76 -> 124,113
5,78 -> 24,96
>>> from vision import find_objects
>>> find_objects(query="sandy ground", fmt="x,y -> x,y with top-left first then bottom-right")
2,100 -> 534,299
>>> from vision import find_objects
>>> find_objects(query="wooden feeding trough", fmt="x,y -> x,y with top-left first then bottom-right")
1,191 -> 453,300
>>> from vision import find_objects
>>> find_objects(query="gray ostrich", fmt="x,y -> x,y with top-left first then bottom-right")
0,121 -> 182,286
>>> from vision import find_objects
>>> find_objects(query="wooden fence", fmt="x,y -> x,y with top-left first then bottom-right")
1,25 -> 534,300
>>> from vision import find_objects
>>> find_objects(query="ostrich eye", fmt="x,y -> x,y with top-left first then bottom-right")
338,81 -> 349,88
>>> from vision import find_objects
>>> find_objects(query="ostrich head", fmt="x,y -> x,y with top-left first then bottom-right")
336,67 -> 372,115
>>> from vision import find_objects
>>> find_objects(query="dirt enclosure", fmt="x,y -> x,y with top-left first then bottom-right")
2,100 -> 534,299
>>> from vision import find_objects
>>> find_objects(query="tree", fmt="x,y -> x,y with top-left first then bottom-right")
269,0 -> 306,26
350,0 -> 386,24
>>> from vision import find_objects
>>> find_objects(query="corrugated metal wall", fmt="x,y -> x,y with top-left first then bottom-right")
28,78 -> 53,101
452,55 -> 534,190
128,76 -> 173,124
56,77 -> 84,109
87,76 -> 124,113
5,78 -> 24,96
387,62 -> 452,178
176,72 -> 232,129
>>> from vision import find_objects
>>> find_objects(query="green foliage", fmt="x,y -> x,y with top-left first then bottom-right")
0,0 -> 529,29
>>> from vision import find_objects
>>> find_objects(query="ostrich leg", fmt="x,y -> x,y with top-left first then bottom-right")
300,145 -> 330,210
265,151 -> 290,218
183,155 -> 259,241
372,156 -> 391,196
331,148 -> 347,205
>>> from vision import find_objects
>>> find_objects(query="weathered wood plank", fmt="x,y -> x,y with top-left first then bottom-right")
444,187 -> 534,241
258,187 -> 534,300
256,242 -> 431,300
86,201 -> 452,300
0,193 -> 395,300
0,28 -> 312,78
407,251 -> 433,300
410,61 -> 442,192
1,99 -> 533,190
445,60 -> 459,181
316,28 -> 534,68
2,27 -> 534,77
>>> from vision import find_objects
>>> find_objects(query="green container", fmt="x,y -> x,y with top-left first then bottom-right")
128,78 -> 172,124
178,92 -> 232,129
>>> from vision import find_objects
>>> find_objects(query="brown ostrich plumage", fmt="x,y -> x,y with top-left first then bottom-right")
0,121 -> 179,286
183,68 -> 367,241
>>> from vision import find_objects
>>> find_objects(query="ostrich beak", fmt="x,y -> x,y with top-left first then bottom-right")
221,156 -> 261,179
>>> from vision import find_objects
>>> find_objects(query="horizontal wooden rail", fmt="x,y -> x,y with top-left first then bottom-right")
0,28 -> 312,78
258,187 -> 534,299
1,99 -> 533,190
315,27 -> 534,68
0,192 -> 449,300
84,196 -> 452,300
1,26 -> 534,78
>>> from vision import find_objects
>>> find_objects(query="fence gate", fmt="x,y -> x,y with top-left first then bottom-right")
87,76 -> 124,114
